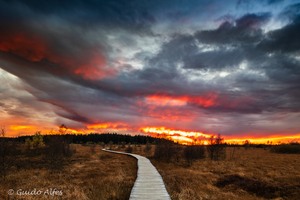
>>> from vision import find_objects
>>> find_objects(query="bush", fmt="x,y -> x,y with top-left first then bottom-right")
271,144 -> 300,154
125,145 -> 133,153
184,145 -> 206,166
153,143 -> 177,162
45,136 -> 73,170
25,132 -> 45,156
144,143 -> 152,154
207,134 -> 226,160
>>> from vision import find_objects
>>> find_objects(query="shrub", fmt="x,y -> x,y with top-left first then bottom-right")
153,143 -> 177,162
45,136 -> 73,170
207,134 -> 226,160
125,145 -> 133,153
144,143 -> 152,155
184,145 -> 205,166
25,132 -> 45,156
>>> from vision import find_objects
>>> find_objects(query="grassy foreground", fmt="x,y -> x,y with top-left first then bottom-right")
2,141 -> 299,200
115,144 -> 300,200
0,144 -> 136,200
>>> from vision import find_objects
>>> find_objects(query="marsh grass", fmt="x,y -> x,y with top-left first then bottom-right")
0,144 -> 136,200
114,144 -> 300,200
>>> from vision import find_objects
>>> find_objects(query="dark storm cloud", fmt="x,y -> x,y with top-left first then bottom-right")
138,13 -> 270,74
183,49 -> 245,70
279,2 -> 300,19
1,0 -> 300,137
259,16 -> 300,53
196,13 -> 271,45
0,0 -> 159,85
267,0 -> 284,4
125,11 -> 300,115
0,0 -> 156,33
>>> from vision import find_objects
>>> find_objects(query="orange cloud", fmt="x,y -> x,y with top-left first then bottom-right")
140,126 -> 213,144
140,126 -> 300,145
225,134 -> 300,144
6,124 -> 51,137
87,122 -> 129,131
9,125 -> 36,131
145,95 -> 187,106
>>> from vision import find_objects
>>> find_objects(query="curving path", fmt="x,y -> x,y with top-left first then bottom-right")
102,149 -> 171,200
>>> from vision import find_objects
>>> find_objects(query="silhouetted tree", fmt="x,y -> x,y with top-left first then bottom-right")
207,134 -> 226,160
59,124 -> 68,134
243,140 -> 251,150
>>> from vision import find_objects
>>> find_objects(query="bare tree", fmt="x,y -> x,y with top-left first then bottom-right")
243,140 -> 251,150
207,134 -> 226,160
59,124 -> 68,134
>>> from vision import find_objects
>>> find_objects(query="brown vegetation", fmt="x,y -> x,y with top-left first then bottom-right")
114,144 -> 300,200
0,144 -> 136,200
153,147 -> 300,200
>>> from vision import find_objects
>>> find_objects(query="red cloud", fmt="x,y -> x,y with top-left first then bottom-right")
142,92 -> 218,108
0,31 -> 112,80
0,32 -> 48,62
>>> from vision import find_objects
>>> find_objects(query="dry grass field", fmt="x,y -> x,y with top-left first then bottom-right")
0,144 -> 136,200
2,142 -> 299,200
116,144 -> 300,200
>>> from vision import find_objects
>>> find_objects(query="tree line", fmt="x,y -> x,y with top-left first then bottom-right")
15,133 -> 173,145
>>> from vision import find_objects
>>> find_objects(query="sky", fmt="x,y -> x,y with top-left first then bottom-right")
1,0 -> 300,143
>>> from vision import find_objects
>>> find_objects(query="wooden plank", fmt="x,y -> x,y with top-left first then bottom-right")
103,149 -> 171,200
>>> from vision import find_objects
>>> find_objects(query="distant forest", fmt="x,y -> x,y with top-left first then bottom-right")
10,133 -> 174,145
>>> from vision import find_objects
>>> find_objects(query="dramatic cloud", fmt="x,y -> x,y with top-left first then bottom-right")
0,0 -> 299,143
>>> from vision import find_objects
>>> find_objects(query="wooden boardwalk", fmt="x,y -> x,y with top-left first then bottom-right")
102,149 -> 171,200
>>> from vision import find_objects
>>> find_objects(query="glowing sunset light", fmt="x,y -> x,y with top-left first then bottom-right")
140,126 -> 300,145
9,125 -> 36,131
140,126 -> 213,144
169,135 -> 194,145
225,134 -> 300,144
59,128 -> 85,134
144,93 -> 218,108
1,0 -> 300,144
187,93 -> 218,108
145,95 -> 187,106
87,122 -> 128,130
